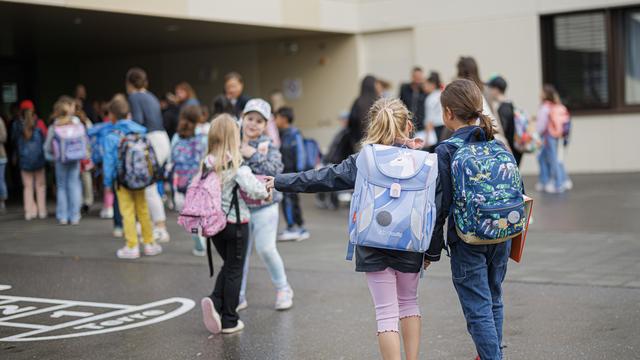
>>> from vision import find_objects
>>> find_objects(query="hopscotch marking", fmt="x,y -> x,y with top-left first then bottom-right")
0,284 -> 194,342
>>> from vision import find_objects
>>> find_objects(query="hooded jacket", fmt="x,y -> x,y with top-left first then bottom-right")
102,120 -> 147,188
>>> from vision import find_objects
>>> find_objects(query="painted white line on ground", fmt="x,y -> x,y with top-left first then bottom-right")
0,321 -> 49,330
0,299 -> 17,306
0,303 -> 75,322
0,295 -> 133,309
0,285 -> 12,291
1,297 -> 195,341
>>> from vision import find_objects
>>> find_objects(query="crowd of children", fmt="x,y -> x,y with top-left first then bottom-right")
0,60 -> 574,359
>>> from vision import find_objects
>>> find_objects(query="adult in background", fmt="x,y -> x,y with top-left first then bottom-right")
175,81 -> 200,108
399,67 -> 426,131
487,75 -> 523,166
348,75 -> 379,150
456,56 -> 508,148
423,71 -> 445,143
217,72 -> 250,120
75,84 -> 97,122
125,67 -> 171,243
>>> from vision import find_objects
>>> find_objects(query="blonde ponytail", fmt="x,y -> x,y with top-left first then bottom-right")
362,98 -> 411,146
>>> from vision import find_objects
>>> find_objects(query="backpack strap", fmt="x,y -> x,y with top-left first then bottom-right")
346,241 -> 355,261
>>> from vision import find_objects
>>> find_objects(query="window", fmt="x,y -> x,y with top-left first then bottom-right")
541,7 -> 640,113
625,10 -> 640,105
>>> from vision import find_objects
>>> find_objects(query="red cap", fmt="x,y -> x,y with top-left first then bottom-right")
19,100 -> 35,111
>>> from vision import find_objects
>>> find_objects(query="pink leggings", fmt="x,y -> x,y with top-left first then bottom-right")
366,268 -> 421,333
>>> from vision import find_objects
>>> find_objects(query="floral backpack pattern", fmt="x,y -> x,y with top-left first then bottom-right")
172,135 -> 206,193
117,133 -> 160,190
445,133 -> 525,244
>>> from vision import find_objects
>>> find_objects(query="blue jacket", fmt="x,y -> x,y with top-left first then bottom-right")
279,127 -> 306,173
102,120 -> 147,188
87,122 -> 114,165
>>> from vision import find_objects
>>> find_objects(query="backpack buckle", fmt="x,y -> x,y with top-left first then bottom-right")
390,183 -> 401,198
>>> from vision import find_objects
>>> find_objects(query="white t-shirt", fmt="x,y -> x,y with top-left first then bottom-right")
424,90 -> 444,127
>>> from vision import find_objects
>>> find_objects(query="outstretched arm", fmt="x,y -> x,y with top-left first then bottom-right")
273,154 -> 357,193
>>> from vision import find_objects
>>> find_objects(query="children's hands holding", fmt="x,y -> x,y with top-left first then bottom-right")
263,176 -> 275,193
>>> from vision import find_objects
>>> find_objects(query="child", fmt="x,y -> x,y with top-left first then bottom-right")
429,79 -> 524,360
237,99 -> 293,311
269,98 -> 433,360
169,105 -> 207,255
536,84 -> 572,193
274,107 -> 309,241
487,76 -> 523,166
200,114 -> 270,335
423,71 -> 444,144
126,67 -> 171,242
14,103 -> 47,220
102,95 -> 162,259
75,100 -> 95,215
43,96 -> 86,225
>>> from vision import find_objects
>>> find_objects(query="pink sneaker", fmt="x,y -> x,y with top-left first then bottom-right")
201,297 -> 221,334
116,246 -> 140,259
143,243 -> 162,256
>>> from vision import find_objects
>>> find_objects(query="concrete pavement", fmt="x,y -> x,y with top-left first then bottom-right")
1,174 -> 639,359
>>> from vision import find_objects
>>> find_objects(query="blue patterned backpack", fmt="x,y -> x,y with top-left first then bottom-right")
171,135 -> 206,193
444,129 -> 525,244
117,133 -> 160,190
347,144 -> 438,260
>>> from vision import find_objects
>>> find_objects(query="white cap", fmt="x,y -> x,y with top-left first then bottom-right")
242,98 -> 271,121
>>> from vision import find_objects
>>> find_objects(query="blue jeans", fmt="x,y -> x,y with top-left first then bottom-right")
113,186 -> 122,228
240,203 -> 289,302
450,240 -> 511,360
538,135 -> 568,190
55,161 -> 82,222
0,160 -> 7,200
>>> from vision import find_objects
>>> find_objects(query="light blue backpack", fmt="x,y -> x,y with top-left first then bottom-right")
347,144 -> 438,260
444,131 -> 525,245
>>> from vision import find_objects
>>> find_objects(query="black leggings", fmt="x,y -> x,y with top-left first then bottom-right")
209,223 -> 249,328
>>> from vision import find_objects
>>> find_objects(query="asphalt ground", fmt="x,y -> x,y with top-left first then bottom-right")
1,174 -> 639,359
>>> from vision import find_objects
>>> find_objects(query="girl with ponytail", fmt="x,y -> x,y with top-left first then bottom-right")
269,97 -> 435,360
430,78 -> 518,360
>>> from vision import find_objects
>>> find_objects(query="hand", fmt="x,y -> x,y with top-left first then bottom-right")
265,189 -> 273,203
263,176 -> 275,192
240,144 -> 257,158
423,259 -> 431,270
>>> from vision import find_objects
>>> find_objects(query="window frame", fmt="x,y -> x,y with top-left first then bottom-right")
541,6 -> 640,115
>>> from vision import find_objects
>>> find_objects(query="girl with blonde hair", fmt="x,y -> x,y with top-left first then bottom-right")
200,114 -> 271,335
268,97 -> 438,360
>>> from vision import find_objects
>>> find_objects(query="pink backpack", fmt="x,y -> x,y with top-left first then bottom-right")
177,170 -> 227,237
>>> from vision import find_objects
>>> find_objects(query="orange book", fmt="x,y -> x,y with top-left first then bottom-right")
510,196 -> 533,263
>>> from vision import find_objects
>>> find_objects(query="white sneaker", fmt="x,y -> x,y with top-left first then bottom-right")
278,228 -> 301,241
236,300 -> 248,312
534,183 -> 545,192
153,228 -> 171,243
563,179 -> 574,191
116,246 -> 140,259
143,243 -> 162,256
113,227 -> 124,238
100,207 -> 114,219
201,297 -> 221,334
296,229 -> 310,242
222,320 -> 245,334
192,248 -> 206,257
38,212 -> 48,219
275,287 -> 294,311
544,183 -> 560,194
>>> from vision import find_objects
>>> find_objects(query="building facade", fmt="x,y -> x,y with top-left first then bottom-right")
1,0 -> 639,174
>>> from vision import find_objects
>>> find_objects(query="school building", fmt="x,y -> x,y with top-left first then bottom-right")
1,0 -> 638,174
